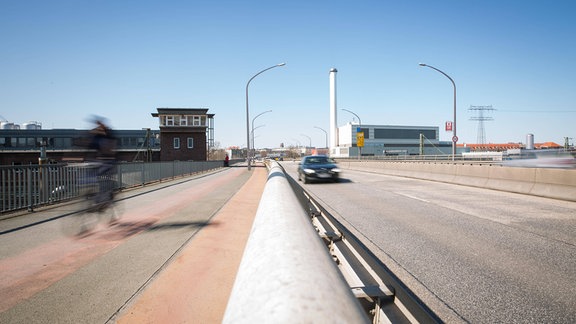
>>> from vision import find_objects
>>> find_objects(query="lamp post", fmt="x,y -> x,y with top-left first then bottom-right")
341,109 -> 362,158
251,124 -> 265,155
341,109 -> 362,126
314,126 -> 328,149
245,63 -> 286,170
301,134 -> 312,148
419,63 -> 457,161
291,138 -> 301,147
292,138 -> 302,158
252,110 -> 272,158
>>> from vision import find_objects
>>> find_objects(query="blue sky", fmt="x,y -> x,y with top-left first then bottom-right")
1,0 -> 575,149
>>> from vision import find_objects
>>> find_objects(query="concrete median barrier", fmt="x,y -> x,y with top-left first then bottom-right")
338,160 -> 576,202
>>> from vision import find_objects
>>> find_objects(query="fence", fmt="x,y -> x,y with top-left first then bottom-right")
1,160 -> 224,214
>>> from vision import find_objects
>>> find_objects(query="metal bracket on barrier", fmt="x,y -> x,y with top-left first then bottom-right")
352,285 -> 395,301
275,161 -> 440,323
298,184 -> 430,324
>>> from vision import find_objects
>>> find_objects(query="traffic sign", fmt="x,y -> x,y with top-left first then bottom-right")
452,135 -> 458,142
356,132 -> 364,147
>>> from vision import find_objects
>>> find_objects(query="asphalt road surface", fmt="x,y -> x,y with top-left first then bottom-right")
282,161 -> 576,323
0,167 -> 253,323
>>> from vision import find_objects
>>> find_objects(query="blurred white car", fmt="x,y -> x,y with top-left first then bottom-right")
503,151 -> 576,169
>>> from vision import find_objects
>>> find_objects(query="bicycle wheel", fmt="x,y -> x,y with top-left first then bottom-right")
98,191 -> 124,226
61,189 -> 99,237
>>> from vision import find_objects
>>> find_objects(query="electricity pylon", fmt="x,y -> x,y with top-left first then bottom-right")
469,105 -> 495,145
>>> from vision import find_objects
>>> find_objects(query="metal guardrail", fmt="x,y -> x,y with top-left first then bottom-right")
223,162 -> 369,323
1,161 -> 224,214
281,165 -> 441,323
225,161 -> 440,323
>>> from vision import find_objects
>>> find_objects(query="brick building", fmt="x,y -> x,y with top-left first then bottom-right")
151,108 -> 215,161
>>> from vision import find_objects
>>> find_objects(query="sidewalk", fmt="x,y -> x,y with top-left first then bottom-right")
116,166 -> 268,323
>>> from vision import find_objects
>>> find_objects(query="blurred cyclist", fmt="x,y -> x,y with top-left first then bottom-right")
87,118 -> 118,209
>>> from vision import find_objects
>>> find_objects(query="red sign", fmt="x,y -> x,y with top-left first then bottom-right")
445,121 -> 453,132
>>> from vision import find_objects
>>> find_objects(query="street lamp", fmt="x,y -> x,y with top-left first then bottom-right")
291,138 -> 301,148
245,63 -> 286,170
419,63 -> 457,161
341,108 -> 362,157
301,134 -> 312,148
341,109 -> 362,126
314,126 -> 328,149
290,138 -> 303,158
251,124 -> 265,152
252,110 -> 272,158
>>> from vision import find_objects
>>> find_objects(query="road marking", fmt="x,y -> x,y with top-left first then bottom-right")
394,192 -> 430,203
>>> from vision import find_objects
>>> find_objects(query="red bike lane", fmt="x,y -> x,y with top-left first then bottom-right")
0,166 -> 265,322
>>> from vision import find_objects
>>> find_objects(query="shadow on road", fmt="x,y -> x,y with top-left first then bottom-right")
82,220 -> 219,241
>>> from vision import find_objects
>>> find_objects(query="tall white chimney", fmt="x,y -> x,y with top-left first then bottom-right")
526,133 -> 534,150
329,68 -> 338,152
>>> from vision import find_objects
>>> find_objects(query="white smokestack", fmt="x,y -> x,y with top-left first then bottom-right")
329,68 -> 338,152
526,134 -> 534,150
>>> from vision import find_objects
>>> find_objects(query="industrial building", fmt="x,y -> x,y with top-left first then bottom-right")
333,122 -> 453,157
0,108 -> 214,165
327,68 -> 453,158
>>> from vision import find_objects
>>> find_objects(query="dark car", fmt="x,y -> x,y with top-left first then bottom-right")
297,155 -> 341,183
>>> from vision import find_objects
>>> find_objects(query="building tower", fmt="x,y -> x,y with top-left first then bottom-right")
151,108 -> 214,161
469,105 -> 495,146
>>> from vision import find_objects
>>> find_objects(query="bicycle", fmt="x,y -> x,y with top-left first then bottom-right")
62,162 -> 123,237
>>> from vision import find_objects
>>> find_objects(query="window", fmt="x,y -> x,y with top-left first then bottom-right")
193,116 -> 201,126
359,128 -> 370,139
187,137 -> 194,148
173,137 -> 180,149
374,129 -> 436,140
166,116 -> 174,126
180,115 -> 187,126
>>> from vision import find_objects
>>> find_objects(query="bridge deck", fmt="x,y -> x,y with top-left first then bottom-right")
0,166 -> 266,323
116,166 -> 266,323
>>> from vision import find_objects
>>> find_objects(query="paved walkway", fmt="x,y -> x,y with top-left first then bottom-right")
115,166 -> 267,323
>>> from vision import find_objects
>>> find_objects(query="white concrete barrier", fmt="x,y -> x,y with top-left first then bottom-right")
223,162 -> 368,323
338,160 -> 576,202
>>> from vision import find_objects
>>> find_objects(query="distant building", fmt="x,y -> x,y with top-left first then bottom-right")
0,107 -> 215,165
332,123 -> 453,157
151,108 -> 215,161
0,128 -> 160,165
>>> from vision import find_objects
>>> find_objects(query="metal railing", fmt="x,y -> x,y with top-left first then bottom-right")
223,161 -> 369,323
1,160 -> 224,214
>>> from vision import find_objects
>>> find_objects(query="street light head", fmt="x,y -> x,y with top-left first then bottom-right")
277,63 -> 286,66
419,63 -> 427,67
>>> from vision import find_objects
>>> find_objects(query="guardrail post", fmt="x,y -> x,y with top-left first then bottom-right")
27,168 -> 33,212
